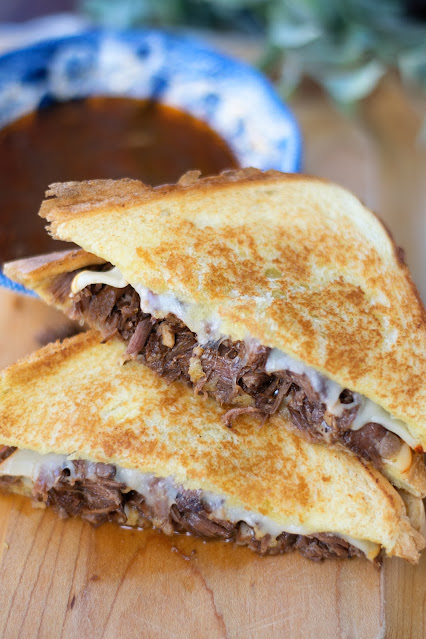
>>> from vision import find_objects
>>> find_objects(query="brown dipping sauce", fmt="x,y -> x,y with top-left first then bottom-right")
0,97 -> 238,264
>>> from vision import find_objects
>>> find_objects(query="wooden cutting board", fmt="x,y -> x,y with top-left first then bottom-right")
0,288 -> 424,639
0,493 -> 385,639
0,72 -> 425,639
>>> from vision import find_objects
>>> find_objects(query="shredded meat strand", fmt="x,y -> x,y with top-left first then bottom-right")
52,273 -> 406,471
222,407 -> 265,428
10,459 -> 365,560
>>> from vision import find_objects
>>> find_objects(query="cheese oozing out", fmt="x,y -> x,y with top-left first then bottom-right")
0,448 -> 380,560
265,349 -> 418,453
70,267 -> 419,458
71,267 -> 128,293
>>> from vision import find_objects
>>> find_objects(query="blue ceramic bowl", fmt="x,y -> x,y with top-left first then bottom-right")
0,29 -> 302,295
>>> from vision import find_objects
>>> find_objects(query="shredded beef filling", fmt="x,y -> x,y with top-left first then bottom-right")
62,276 -> 404,470
0,453 -> 364,560
0,446 -> 16,462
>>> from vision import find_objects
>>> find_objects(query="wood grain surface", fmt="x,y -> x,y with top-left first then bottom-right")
0,495 -> 385,639
0,64 -> 425,638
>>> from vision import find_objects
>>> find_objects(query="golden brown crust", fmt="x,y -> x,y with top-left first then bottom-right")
4,249 -> 104,286
0,332 -> 423,562
5,249 -> 426,499
382,452 -> 426,498
37,170 -> 426,448
4,250 -> 106,318
372,211 -> 426,317
399,491 -> 426,538
39,169 -> 296,222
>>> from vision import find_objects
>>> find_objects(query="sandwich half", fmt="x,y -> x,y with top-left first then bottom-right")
5,169 -> 426,499
0,330 -> 424,563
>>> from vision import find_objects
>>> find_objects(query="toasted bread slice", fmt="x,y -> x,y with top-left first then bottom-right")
0,331 -> 424,562
34,170 -> 426,450
6,249 -> 426,499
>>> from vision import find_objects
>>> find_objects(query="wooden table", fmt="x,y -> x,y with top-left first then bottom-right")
0,59 -> 424,637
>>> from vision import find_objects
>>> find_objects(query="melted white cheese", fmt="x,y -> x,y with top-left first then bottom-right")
339,535 -> 379,560
265,348 -> 418,449
350,399 -> 418,448
133,284 -> 222,345
0,449 -> 70,478
69,268 -> 418,451
71,267 -> 128,294
71,268 -> 222,344
0,448 -> 379,558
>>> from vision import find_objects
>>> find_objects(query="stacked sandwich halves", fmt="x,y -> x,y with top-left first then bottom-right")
2,168 -> 425,562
